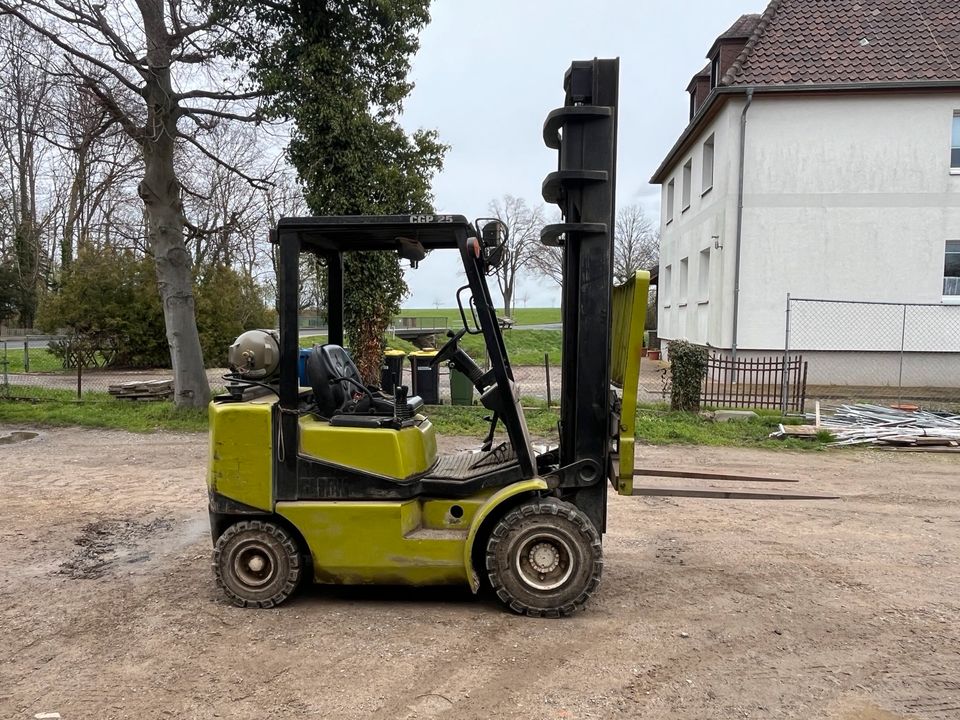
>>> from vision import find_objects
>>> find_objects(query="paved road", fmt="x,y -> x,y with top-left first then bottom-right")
1,336 -> 58,350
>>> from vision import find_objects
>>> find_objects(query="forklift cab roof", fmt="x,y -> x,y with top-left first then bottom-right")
274,215 -> 471,255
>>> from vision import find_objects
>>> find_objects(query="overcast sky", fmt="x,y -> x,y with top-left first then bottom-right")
398,0 -> 761,309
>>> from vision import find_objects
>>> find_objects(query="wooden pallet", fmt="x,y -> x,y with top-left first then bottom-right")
107,379 -> 173,401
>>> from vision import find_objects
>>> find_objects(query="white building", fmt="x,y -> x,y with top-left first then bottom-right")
651,0 -> 960,391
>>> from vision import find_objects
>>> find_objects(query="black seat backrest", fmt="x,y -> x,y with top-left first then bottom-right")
305,344 -> 364,417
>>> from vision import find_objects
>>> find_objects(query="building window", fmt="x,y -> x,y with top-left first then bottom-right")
702,135 -> 715,195
945,240 -> 960,296
698,248 -> 711,302
666,180 -> 675,223
663,265 -> 672,306
710,55 -> 720,88
679,257 -> 689,304
681,160 -> 692,212
689,91 -> 697,121
952,114 -> 960,170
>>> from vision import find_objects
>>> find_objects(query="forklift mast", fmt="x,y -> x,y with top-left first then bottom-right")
541,58 -> 620,533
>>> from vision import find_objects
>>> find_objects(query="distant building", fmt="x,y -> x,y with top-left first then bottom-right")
651,0 -> 960,389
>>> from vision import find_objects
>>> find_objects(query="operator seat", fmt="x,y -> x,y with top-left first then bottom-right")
305,344 -> 422,421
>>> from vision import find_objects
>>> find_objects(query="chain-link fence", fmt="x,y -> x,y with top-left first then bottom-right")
784,296 -> 960,410
0,336 -> 194,402
1,333 -> 671,407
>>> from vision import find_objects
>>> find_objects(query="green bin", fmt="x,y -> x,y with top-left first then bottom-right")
449,367 -> 475,406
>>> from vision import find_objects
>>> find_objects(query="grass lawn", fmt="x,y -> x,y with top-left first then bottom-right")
301,329 -> 561,366
1,347 -> 62,373
0,395 -> 829,450
459,329 -> 560,365
632,404 -> 830,449
0,390 -> 207,432
397,307 -> 560,326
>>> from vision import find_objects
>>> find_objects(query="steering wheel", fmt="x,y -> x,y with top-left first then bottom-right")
430,328 -> 467,367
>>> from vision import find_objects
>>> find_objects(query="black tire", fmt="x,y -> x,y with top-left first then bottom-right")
213,520 -> 302,608
485,498 -> 602,618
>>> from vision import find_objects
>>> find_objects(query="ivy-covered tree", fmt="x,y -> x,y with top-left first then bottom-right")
219,0 -> 447,382
0,263 -> 21,324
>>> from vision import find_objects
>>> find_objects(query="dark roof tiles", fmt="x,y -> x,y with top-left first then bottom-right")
723,0 -> 960,85
720,13 -> 762,40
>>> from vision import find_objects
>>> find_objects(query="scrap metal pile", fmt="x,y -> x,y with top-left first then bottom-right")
787,403 -> 960,449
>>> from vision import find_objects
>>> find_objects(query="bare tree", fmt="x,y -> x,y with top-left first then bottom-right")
530,203 -> 660,286
613,203 -> 659,284
0,1 -> 268,407
181,122 -> 266,277
489,195 -> 545,317
46,78 -> 143,266
0,16 -> 54,327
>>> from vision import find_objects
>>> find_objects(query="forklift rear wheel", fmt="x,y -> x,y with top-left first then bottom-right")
485,498 -> 602,618
214,520 -> 302,608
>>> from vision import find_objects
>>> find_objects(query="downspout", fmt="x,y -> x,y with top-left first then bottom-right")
731,88 -> 754,363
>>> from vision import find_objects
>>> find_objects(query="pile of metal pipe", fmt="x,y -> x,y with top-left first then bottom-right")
807,403 -> 960,447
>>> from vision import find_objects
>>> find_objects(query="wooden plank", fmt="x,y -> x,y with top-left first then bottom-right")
776,424 -> 820,438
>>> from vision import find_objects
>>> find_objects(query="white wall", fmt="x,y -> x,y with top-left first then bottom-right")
658,91 -> 960,355
658,99 -> 745,348
738,92 -> 960,349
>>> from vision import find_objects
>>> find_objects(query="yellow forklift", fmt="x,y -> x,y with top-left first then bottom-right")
206,59 -> 823,616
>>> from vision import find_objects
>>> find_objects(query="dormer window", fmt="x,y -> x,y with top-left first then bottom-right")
689,90 -> 697,121
710,55 -> 720,88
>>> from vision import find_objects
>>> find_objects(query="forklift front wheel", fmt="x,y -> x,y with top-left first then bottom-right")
485,498 -> 602,618
214,520 -> 302,608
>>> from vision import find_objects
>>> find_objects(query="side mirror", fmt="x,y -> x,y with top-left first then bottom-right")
476,218 -> 508,247
484,244 -> 505,269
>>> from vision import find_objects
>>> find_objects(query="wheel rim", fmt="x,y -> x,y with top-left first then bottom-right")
513,530 -> 576,592
231,540 -> 278,589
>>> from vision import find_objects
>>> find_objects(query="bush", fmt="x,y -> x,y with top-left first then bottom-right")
668,340 -> 708,411
195,265 -> 276,367
37,248 -> 169,367
37,249 -> 274,369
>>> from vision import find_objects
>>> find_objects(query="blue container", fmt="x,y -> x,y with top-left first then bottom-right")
298,348 -> 313,387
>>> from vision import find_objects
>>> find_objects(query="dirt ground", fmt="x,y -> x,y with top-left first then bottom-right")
0,426 -> 957,720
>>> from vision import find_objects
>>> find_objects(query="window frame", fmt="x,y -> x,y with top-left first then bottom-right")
944,239 -> 960,300
698,248 -> 711,304
952,113 -> 960,173
681,160 -> 692,213
663,264 -> 673,307
665,180 -> 675,224
678,256 -> 689,306
702,134 -> 715,196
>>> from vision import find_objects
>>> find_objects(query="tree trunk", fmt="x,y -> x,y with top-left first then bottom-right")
136,19 -> 210,408
62,146 -> 87,270
139,144 -> 210,408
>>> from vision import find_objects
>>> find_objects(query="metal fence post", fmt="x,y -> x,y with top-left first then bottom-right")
544,352 -> 552,408
2,341 -> 7,398
780,293 -> 792,414
23,339 -> 29,373
77,355 -> 82,399
897,303 -> 906,407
